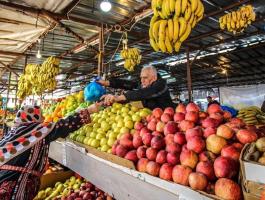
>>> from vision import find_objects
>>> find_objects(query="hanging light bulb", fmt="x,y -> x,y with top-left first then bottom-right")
100,0 -> 112,12
36,49 -> 42,58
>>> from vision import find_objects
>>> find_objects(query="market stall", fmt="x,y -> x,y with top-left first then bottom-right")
0,0 -> 265,200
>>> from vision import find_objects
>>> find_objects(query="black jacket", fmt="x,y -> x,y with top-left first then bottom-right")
109,77 -> 174,110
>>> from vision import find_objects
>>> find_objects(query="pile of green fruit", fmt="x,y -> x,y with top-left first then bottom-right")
237,106 -> 265,125
69,103 -> 151,153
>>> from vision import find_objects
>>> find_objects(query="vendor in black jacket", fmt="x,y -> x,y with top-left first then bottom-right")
99,66 -> 174,110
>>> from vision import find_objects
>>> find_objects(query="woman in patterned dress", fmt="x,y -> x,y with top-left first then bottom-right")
0,104 -> 99,200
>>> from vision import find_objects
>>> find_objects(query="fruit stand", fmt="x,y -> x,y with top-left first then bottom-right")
1,0 -> 265,200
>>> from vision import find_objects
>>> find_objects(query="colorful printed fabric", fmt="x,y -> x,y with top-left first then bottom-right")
0,106 -> 55,166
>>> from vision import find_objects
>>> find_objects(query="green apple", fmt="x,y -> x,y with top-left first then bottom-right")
101,145 -> 110,152
93,123 -> 100,129
113,103 -> 122,109
91,139 -> 100,148
87,138 -> 93,146
111,107 -> 117,113
96,133 -> 104,140
101,121 -> 110,132
83,137 -> 90,145
120,127 -> 130,134
79,130 -> 86,136
128,111 -> 135,116
121,107 -> 130,113
125,120 -> 134,129
117,133 -> 123,139
125,103 -> 131,108
85,126 -> 93,133
96,128 -> 105,135
131,106 -> 139,112
107,149 -> 112,154
132,114 -> 141,122
107,138 -> 116,146
115,115 -> 123,122
86,132 -> 90,137
90,132 -> 97,138
117,121 -> 124,128
113,127 -> 121,134
139,110 -> 149,117
109,131 -> 118,139
100,138 -> 108,146
112,123 -> 117,130
124,116 -> 132,122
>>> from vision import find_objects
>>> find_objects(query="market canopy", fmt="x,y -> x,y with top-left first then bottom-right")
0,0 -> 265,96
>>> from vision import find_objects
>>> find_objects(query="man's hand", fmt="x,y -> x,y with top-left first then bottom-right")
87,102 -> 102,113
97,80 -> 110,87
100,94 -> 126,105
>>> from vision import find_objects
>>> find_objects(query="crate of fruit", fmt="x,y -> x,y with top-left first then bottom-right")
240,137 -> 265,184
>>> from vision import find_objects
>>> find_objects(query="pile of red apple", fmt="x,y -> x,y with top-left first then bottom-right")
112,103 -> 259,200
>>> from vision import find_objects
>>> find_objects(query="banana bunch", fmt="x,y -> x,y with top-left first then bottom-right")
17,56 -> 60,99
219,5 -> 255,34
150,0 -> 204,53
237,106 -> 265,125
120,48 -> 141,72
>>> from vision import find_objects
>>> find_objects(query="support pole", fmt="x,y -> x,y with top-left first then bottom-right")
186,48 -> 192,102
98,24 -> 104,76
3,72 -> 11,133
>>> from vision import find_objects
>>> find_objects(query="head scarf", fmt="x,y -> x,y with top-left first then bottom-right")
0,105 -> 55,166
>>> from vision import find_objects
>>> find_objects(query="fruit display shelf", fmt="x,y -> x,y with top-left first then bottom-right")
49,139 -> 213,200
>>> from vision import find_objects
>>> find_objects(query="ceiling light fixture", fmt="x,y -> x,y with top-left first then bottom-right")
100,0 -> 112,12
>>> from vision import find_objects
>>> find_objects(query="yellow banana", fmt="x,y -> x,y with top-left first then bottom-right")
232,11 -> 237,21
158,11 -> 166,19
236,11 -> 241,21
240,19 -> 245,28
190,0 -> 198,12
175,0 -> 181,17
165,0 -> 171,17
165,37 -> 173,53
197,1 -> 204,18
167,19 -> 174,41
195,0 -> 202,16
178,17 -> 187,37
162,0 -> 169,18
174,41 -> 182,52
149,15 -> 158,39
150,38 -> 160,52
173,16 -> 179,42
188,13 -> 195,25
184,4 -> 192,21
231,20 -> 235,29
236,21 -> 240,29
152,20 -> 161,41
169,0 -> 175,14
180,22 -> 191,42
158,39 -> 167,53
181,0 -> 188,14
156,0 -> 163,10
151,0 -> 157,10
250,12 -> 256,21
196,14 -> 203,22
158,20 -> 168,41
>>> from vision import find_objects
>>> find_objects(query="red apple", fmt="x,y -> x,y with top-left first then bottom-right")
152,131 -> 163,137
203,127 -> 216,138
206,134 -> 227,154
187,136 -> 205,154
146,161 -> 160,176
151,136 -> 165,150
180,149 -> 198,169
156,150 -> 167,164
196,161 -> 216,181
165,134 -> 174,145
174,132 -> 186,145
136,146 -> 147,159
133,134 -> 143,148
167,152 -> 180,165
152,108 -> 163,119
161,113 -> 172,123
111,140 -> 119,155
207,104 -> 222,114
119,138 -> 134,150
179,120 -> 195,132
202,118 -> 218,128
172,165 -> 192,186
164,121 -> 178,135
199,151 -> 216,163
189,172 -> 208,191
176,103 -> 186,114
232,143 -> 243,151
146,147 -> 158,161
164,107 -> 175,116
236,129 -> 258,144
174,112 -> 185,122
140,127 -> 150,137
229,118 -> 246,128
186,127 -> 203,141
214,156 -> 238,178
221,145 -> 241,161
216,124 -> 234,139
147,121 -> 157,131
186,102 -> 200,113
137,158 -> 149,172
142,132 -> 153,146
116,145 -> 128,157
134,122 -> 144,131
209,112 -> 223,125
185,111 -> 199,123
159,163 -> 173,181
120,133 -> 133,140
215,178 -> 242,200
124,150 -> 138,163
156,121 -> 165,132
199,112 -> 208,119
166,143 -> 181,154
223,111 -> 232,120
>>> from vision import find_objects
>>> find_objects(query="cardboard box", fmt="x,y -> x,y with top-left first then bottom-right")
244,180 -> 264,197
240,143 -> 265,184
39,170 -> 74,190
72,140 -> 135,169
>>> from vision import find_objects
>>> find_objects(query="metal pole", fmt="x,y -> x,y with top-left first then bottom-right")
186,48 -> 192,102
98,24 -> 104,76
3,72 -> 11,132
